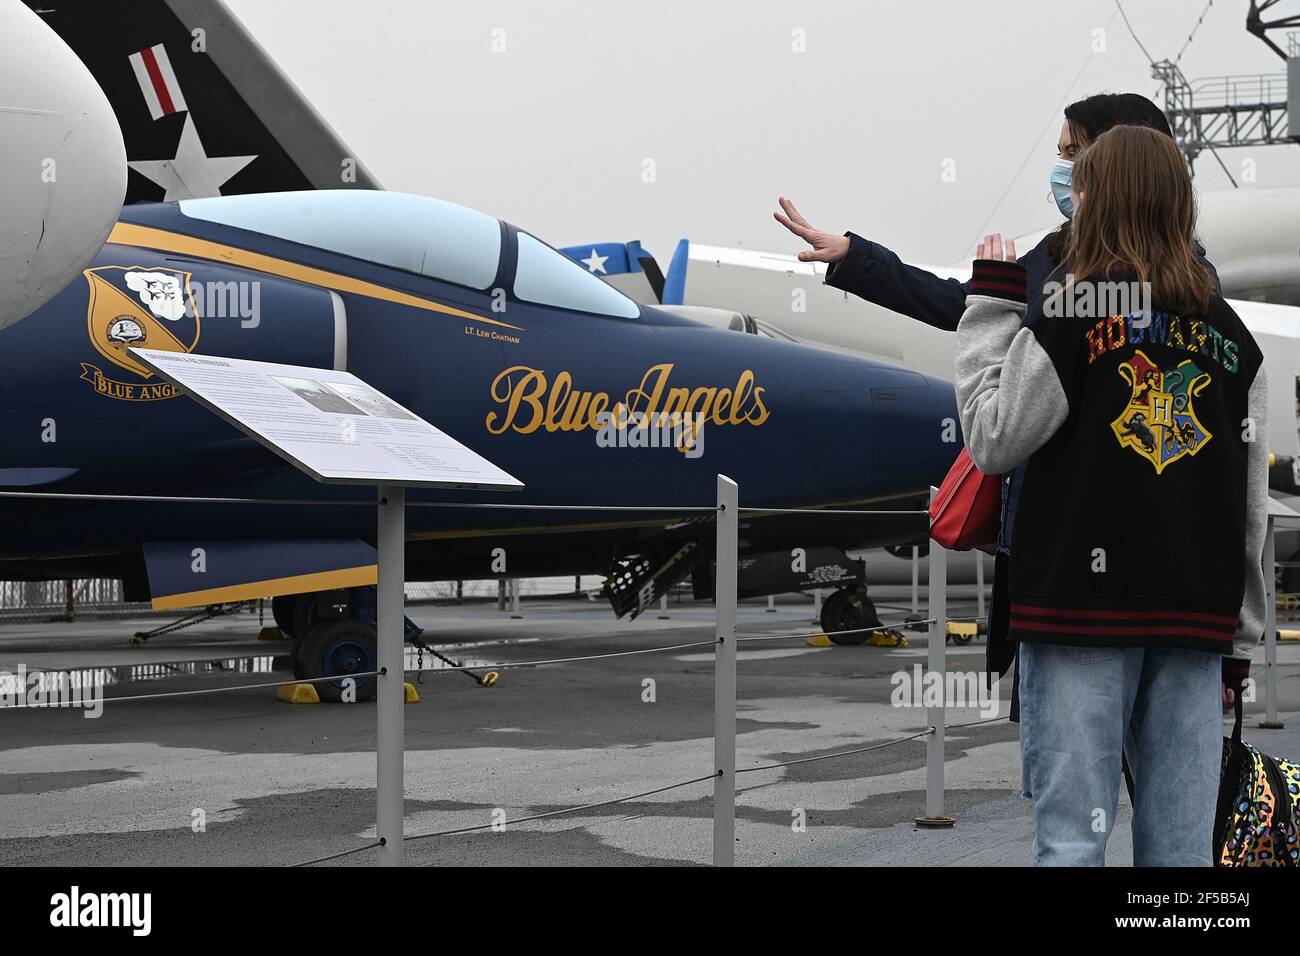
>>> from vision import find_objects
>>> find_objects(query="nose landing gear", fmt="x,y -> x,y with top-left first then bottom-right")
276,588 -> 499,699
276,589 -> 383,703
819,585 -> 882,645
295,619 -> 379,703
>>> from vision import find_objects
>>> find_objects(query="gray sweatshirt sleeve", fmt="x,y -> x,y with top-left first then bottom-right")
954,261 -> 1070,475
1233,366 -> 1270,661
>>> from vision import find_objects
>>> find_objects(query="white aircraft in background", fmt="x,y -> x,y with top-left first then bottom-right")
0,0 -> 127,332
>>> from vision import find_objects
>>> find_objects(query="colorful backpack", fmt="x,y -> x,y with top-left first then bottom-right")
1215,696 -> 1300,867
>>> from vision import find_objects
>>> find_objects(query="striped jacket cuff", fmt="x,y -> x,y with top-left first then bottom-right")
970,259 -> 1028,304
1222,656 -> 1251,693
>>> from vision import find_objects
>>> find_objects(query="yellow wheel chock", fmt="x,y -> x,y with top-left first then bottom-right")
867,630 -> 909,648
947,621 -> 978,645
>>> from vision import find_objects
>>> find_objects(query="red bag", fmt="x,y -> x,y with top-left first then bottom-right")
928,448 -> 1001,554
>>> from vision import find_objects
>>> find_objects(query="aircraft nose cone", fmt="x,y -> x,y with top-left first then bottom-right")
0,2 -> 128,333
862,366 -> 962,497
742,342 -> 960,508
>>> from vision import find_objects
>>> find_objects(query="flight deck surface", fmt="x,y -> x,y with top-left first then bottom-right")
2,591 -> 1296,866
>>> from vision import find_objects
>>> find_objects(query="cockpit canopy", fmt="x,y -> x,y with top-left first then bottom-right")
179,190 -> 639,319
513,232 -> 639,318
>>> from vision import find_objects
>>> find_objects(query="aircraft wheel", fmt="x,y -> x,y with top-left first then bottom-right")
272,594 -> 300,637
297,620 -> 379,703
820,587 -> 880,645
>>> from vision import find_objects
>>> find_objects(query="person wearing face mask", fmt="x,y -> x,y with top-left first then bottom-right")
953,125 -> 1265,865
774,92 -> 1221,715
1049,156 -> 1075,218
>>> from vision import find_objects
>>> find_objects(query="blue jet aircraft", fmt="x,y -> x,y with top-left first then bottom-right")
4,0 -> 960,700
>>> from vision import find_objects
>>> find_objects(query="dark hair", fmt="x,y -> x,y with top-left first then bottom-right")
1046,93 -> 1177,259
1064,92 -> 1174,144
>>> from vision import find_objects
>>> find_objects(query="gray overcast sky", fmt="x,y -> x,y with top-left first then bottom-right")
227,0 -> 1300,267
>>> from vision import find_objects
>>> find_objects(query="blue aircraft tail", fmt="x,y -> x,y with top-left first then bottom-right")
559,240 -> 672,304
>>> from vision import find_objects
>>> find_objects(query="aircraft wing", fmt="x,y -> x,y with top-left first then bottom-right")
25,0 -> 380,203
143,538 -> 377,611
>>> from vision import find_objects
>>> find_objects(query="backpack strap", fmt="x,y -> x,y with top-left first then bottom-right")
1121,752 -> 1137,806
1213,697 -> 1249,865
1260,752 -> 1294,834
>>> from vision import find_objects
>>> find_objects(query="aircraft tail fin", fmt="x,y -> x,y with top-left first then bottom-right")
559,241 -> 666,304
26,0 -> 380,204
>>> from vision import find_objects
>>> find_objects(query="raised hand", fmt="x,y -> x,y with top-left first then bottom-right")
976,233 -> 1018,263
773,197 -> 850,264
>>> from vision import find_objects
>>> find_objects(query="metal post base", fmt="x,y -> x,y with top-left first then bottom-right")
915,815 -> 956,828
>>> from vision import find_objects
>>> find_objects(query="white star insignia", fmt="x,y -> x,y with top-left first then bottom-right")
128,114 -> 257,201
580,249 -> 609,274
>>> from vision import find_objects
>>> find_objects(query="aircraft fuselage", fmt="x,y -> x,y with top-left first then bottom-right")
0,195 -> 960,591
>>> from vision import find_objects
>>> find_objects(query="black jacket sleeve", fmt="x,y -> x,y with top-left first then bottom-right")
824,232 -> 969,332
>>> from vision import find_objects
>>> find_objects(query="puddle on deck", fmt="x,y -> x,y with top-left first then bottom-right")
0,638 -> 522,696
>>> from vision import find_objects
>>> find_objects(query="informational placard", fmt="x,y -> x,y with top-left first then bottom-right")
131,348 -> 523,491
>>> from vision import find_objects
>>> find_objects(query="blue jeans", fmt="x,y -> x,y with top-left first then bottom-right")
1018,641 -> 1222,866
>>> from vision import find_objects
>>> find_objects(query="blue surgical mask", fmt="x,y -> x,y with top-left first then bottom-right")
1050,159 -> 1074,218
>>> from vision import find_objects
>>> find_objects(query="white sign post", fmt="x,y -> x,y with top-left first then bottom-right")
132,349 -> 523,866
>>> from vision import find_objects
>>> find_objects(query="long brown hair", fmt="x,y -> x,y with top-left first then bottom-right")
1063,125 -> 1214,315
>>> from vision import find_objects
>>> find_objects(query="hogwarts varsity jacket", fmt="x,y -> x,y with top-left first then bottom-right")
954,259 -> 1268,688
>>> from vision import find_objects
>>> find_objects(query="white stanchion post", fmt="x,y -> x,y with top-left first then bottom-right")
911,545 -> 919,614
511,578 -> 522,619
766,594 -> 776,613
714,474 -> 738,866
1261,514 -> 1283,728
658,593 -> 670,619
812,588 -> 822,626
917,486 -> 953,827
377,484 -> 406,866
975,551 -> 985,621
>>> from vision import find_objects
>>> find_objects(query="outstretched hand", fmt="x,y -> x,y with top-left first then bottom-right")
773,197 -> 850,264
977,233 -> 1018,263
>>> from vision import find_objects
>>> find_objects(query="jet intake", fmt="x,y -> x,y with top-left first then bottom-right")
654,304 -> 752,332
